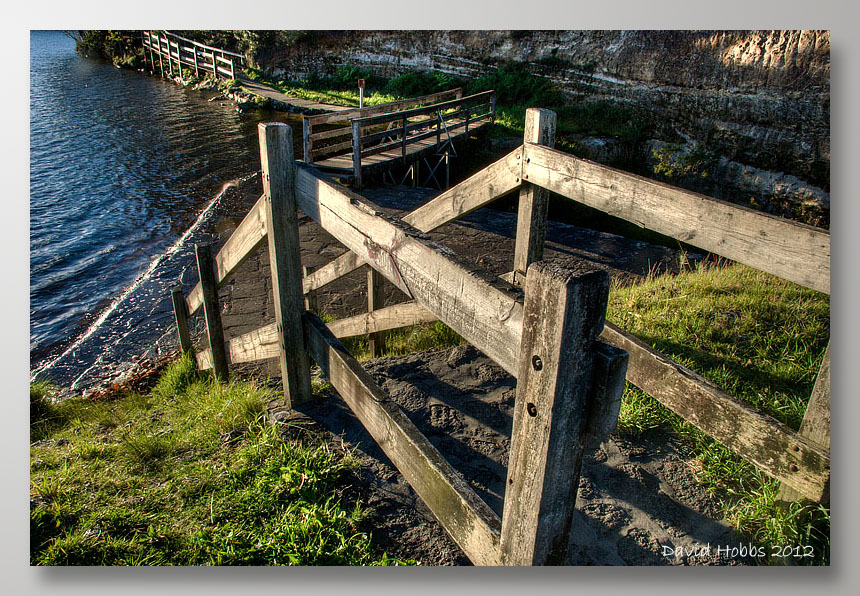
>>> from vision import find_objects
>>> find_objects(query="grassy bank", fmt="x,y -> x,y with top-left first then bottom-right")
29,353 -> 410,566
607,260 -> 830,565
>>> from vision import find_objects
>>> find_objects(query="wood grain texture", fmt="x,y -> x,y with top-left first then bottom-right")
513,109 -> 556,285
305,313 -> 502,566
523,143 -> 830,294
500,261 -> 609,566
366,266 -> 385,357
326,301 -> 438,338
260,123 -> 312,409
302,251 -> 365,294
296,165 -> 524,377
779,342 -> 831,503
402,148 -> 523,233
195,243 -> 228,383
170,286 -> 193,353
599,322 -> 830,501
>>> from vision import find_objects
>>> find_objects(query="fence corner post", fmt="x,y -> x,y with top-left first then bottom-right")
512,108 -> 556,287
259,122 -> 313,410
195,244 -> 228,383
500,260 -> 609,565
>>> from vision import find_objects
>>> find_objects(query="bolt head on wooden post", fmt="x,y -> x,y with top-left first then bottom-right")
500,260 -> 609,565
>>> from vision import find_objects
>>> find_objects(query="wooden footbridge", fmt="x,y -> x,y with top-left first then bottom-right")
302,88 -> 496,189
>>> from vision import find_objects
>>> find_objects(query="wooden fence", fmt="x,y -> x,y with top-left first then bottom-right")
141,31 -> 244,81
172,118 -> 629,565
172,107 -> 830,563
304,89 -> 496,189
302,87 -> 464,163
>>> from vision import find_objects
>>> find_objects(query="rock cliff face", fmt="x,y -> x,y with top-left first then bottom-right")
256,30 -> 830,223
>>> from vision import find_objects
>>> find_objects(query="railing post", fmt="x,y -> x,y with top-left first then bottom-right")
778,342 -> 831,504
490,92 -> 496,124
500,261 -> 610,565
367,266 -> 385,357
195,243 -> 228,383
170,286 -> 193,354
303,117 -> 312,163
401,115 -> 408,160
352,119 -> 363,190
259,122 -> 313,410
512,108 -> 557,287
193,44 -> 199,78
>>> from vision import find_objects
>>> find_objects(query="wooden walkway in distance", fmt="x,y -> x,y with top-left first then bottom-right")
314,116 -> 489,175
305,89 -> 496,188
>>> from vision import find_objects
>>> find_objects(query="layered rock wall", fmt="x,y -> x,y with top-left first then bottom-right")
255,30 -> 830,220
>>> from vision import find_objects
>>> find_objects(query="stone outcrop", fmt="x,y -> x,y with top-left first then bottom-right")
250,30 -> 829,224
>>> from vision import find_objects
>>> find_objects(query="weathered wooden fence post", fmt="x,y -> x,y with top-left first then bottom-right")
367,267 -> 385,357
259,122 -> 313,410
513,108 -> 557,287
500,261 -> 610,565
170,286 -> 193,354
779,342 -> 831,504
195,243 -> 228,383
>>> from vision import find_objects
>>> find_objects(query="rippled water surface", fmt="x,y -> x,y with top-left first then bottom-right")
30,31 -> 290,384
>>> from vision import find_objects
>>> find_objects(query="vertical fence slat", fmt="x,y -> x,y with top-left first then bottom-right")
352,120 -> 363,190
500,261 -> 610,565
303,265 -> 317,313
260,122 -> 313,409
512,108 -> 557,287
195,244 -> 228,383
170,286 -> 193,354
303,118 -> 312,163
367,266 -> 385,357
779,342 -> 831,504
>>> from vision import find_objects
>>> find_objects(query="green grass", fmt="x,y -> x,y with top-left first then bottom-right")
30,352 -> 411,566
607,260 -> 830,565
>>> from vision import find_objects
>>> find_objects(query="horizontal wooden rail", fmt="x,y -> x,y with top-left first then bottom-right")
599,322 -> 830,500
295,164 -> 524,376
522,143 -> 830,295
352,90 -> 495,127
186,194 -> 269,315
402,147 -> 522,232
306,88 -> 464,127
196,300 -> 439,368
143,30 -> 244,60
326,300 -> 438,338
305,313 -> 502,565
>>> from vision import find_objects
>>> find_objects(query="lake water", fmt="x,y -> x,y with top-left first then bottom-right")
29,31 -> 293,389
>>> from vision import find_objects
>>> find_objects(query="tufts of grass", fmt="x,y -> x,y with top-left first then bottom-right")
607,260 -> 830,564
30,357 -> 410,566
